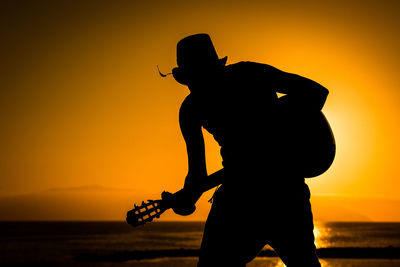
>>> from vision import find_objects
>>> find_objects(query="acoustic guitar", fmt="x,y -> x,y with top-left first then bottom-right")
127,97 -> 336,227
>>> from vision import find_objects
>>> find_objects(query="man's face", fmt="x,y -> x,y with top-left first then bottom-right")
186,65 -> 223,92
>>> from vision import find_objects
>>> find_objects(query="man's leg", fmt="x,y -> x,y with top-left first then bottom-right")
271,233 -> 320,267
197,185 -> 268,267
269,188 -> 321,267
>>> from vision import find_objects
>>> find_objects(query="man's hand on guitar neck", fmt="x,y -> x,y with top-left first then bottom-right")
162,187 -> 202,216
125,169 -> 226,227
164,169 -> 225,216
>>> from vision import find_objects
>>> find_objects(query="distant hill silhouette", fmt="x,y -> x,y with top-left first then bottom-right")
311,195 -> 400,222
0,188 -> 399,221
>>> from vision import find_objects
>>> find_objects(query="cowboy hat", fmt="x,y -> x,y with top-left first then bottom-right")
172,33 -> 227,85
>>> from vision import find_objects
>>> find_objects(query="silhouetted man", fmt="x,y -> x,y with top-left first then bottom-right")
170,34 -> 328,266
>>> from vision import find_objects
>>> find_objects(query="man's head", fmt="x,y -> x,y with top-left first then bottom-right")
172,34 -> 227,88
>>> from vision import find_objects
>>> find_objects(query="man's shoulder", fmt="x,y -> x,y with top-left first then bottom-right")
182,93 -> 197,105
180,94 -> 197,115
179,94 -> 201,125
225,61 -> 278,75
180,94 -> 193,109
225,61 -> 259,71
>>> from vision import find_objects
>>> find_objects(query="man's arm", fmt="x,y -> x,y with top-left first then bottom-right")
179,95 -> 207,189
263,64 -> 329,110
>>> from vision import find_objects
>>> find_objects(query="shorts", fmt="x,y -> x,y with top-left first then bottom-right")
197,181 -> 321,267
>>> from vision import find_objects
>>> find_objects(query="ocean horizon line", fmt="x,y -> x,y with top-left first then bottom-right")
1,220 -> 400,223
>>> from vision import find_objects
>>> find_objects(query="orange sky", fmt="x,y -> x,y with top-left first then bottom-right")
1,0 -> 400,221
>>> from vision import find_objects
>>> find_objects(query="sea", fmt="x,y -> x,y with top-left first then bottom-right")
1,221 -> 400,266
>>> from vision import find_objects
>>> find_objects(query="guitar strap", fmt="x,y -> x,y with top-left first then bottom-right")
208,184 -> 222,204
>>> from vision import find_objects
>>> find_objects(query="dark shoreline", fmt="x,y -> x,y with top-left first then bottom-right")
76,247 -> 400,262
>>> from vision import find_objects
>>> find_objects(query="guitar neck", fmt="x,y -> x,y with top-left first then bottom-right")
197,168 -> 225,193
160,168 -> 225,210
126,168 -> 225,227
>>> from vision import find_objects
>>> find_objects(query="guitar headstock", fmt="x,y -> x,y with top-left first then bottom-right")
126,199 -> 166,227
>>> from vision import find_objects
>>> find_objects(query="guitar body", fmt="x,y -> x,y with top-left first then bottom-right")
277,96 -> 335,178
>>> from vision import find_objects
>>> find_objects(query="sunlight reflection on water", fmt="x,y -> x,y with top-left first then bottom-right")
314,221 -> 332,248
264,222 -> 332,267
250,258 -> 330,267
